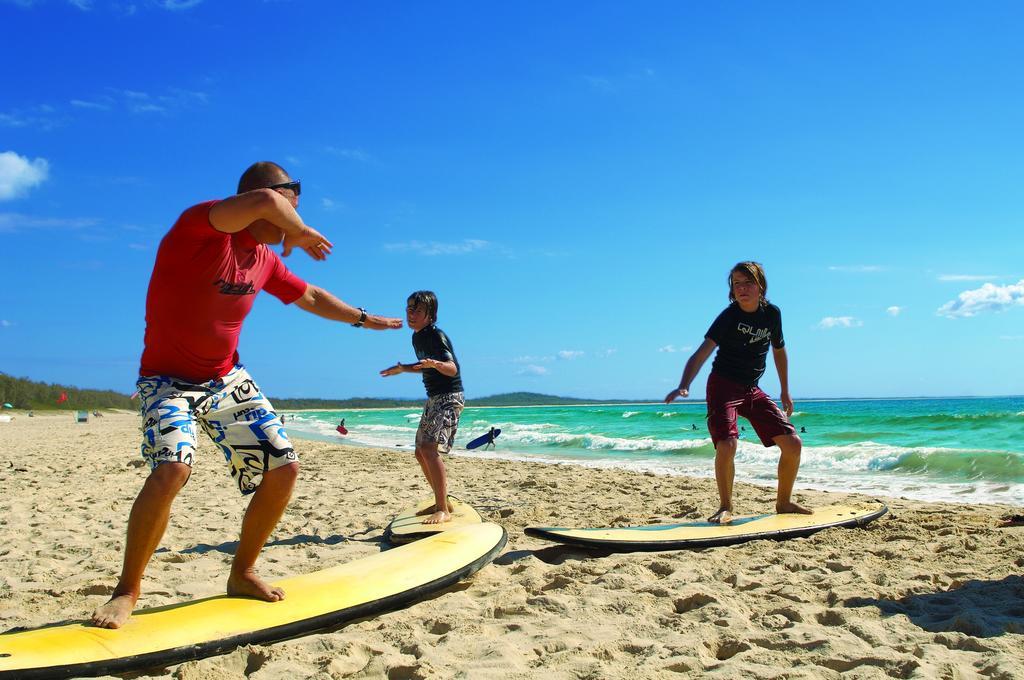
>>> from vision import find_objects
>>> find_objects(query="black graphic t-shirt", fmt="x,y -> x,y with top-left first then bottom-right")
705,302 -> 785,386
412,325 -> 464,397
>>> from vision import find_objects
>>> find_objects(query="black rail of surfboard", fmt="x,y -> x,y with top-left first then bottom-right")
524,505 -> 888,552
1,528 -> 508,680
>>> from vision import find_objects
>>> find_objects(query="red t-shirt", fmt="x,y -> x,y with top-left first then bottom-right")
139,200 -> 307,383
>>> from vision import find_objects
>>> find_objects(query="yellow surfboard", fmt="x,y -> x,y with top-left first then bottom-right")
525,502 -> 887,552
0,523 -> 507,680
384,496 -> 483,545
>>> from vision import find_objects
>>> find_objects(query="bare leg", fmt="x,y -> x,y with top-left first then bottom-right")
227,462 -> 299,601
92,462 -> 190,628
418,442 -> 451,524
709,438 -> 737,524
774,433 -> 811,514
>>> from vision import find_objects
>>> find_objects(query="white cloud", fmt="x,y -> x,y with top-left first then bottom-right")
385,239 -> 489,256
658,344 -> 692,353
557,350 -> 584,360
0,152 -> 49,201
512,355 -> 553,364
518,365 -> 549,377
937,279 -> 1024,319
0,213 -> 99,233
161,0 -> 204,9
828,265 -> 883,273
0,319 -> 12,328
938,274 -> 998,282
324,146 -> 373,163
71,98 -> 112,110
595,348 -> 617,358
886,306 -> 903,317
818,316 -> 863,329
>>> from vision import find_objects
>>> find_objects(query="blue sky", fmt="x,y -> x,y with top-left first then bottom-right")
1,1 -> 1022,400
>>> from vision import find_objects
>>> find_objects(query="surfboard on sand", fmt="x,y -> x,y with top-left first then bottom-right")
0,523 -> 507,680
525,501 -> 887,552
384,496 -> 484,545
466,428 -> 500,450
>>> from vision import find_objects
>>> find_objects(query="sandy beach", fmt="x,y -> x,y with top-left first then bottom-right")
1,412 -> 1021,679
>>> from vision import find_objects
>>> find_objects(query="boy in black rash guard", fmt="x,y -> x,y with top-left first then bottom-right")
664,262 -> 811,524
380,291 -> 464,524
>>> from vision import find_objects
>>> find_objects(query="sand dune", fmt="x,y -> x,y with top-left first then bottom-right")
1,412 -> 1021,678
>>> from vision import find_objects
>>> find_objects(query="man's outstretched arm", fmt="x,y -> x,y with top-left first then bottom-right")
209,189 -> 333,260
293,284 -> 403,330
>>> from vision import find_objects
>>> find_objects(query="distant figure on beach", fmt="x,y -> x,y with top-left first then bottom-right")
663,261 -> 809,525
486,426 -> 497,449
380,291 -> 464,525
91,161 -> 402,630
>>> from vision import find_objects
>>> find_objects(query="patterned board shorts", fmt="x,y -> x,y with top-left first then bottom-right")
137,365 -> 297,495
415,392 -> 465,453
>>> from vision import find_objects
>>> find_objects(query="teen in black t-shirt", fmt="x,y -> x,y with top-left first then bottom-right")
663,262 -> 810,524
380,291 -> 465,525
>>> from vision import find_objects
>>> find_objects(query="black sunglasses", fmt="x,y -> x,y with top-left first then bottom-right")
268,180 -> 301,196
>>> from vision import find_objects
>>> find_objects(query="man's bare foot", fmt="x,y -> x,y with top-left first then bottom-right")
91,591 -> 139,629
227,569 -> 284,602
777,501 -> 812,515
708,508 -> 733,524
422,510 -> 451,525
416,498 -> 454,516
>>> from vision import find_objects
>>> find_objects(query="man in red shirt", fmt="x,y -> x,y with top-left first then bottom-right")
92,161 -> 402,629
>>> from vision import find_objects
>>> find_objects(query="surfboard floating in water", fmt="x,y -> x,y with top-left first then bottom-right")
465,428 -> 500,450
0,523 -> 507,680
384,496 -> 483,545
525,502 -> 887,552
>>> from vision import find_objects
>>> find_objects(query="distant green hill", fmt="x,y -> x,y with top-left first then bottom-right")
0,372 -> 133,410
272,392 -> 614,410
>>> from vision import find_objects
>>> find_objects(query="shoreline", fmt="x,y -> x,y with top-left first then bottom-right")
1,412 -> 1021,678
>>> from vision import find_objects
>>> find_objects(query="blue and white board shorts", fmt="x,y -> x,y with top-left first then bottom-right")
137,365 -> 297,495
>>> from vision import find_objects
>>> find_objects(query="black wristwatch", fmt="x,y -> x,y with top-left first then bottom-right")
352,308 -> 367,327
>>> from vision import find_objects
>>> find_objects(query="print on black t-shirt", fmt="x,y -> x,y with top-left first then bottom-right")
705,302 -> 785,386
412,325 -> 464,397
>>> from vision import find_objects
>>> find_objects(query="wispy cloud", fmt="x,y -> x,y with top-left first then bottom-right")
0,319 -> 13,328
0,213 -> 100,233
886,306 -> 903,317
583,67 -> 656,94
818,316 -> 863,329
658,344 -> 692,353
594,348 -> 617,358
937,279 -> 1024,319
385,239 -> 489,256
512,355 -> 553,364
160,0 -> 204,9
938,274 -> 998,282
557,350 -> 584,360
0,105 -> 64,131
71,98 -> 112,111
828,265 -> 884,273
324,146 -> 374,163
0,151 -> 49,201
518,365 -> 549,377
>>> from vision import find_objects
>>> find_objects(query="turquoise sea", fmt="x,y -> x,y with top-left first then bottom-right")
284,397 -> 1024,506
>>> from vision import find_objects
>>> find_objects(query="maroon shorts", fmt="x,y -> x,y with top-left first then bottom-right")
705,372 -> 795,447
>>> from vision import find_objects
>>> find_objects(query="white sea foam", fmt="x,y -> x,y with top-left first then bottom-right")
622,411 -> 639,418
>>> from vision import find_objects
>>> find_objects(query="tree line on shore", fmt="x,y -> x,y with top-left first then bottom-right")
0,373 -> 133,410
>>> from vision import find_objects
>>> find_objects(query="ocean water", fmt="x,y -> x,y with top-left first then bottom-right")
283,397 -> 1024,506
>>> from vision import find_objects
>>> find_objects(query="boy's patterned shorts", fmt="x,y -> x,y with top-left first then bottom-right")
137,364 -> 297,495
415,392 -> 465,453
